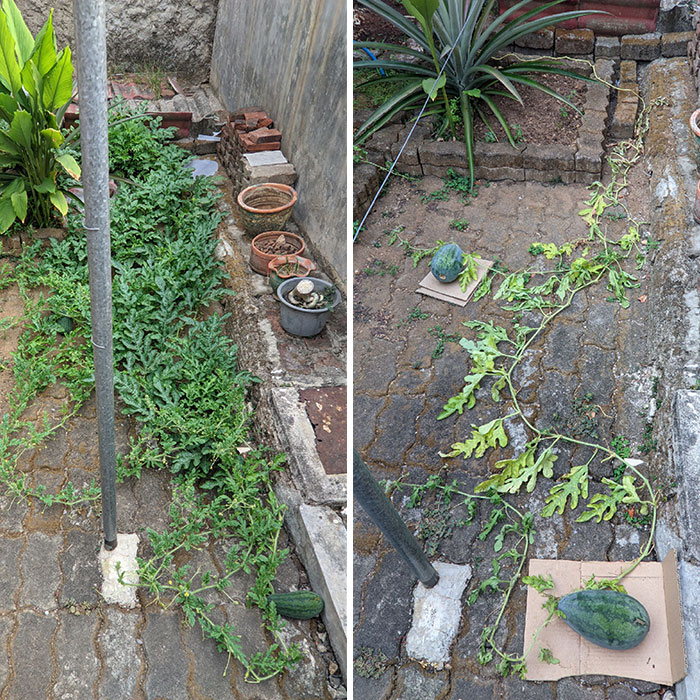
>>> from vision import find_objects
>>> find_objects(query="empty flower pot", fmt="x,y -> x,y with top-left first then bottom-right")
249,231 -> 305,275
236,183 -> 298,235
276,277 -> 340,337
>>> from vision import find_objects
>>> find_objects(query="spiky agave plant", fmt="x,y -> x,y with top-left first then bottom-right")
354,0 -> 604,188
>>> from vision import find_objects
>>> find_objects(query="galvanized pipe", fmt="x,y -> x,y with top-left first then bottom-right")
72,0 -> 117,550
353,451 -> 439,588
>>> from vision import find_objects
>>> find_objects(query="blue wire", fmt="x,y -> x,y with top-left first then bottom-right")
355,42 -> 386,76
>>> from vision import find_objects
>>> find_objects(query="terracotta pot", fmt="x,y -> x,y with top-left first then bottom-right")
267,254 -> 316,292
236,183 -> 298,235
249,231 -> 305,275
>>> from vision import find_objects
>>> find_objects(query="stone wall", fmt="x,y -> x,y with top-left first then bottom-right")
16,0 -> 219,82
210,0 -> 347,282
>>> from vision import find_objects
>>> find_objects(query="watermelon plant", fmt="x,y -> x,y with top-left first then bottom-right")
380,98 -> 665,678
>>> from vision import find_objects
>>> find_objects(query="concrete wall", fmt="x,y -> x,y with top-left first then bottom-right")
16,0 -> 219,82
210,0 -> 347,281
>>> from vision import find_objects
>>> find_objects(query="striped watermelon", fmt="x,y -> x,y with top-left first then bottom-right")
557,589 -> 650,650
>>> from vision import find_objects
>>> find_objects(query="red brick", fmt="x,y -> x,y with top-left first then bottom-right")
258,117 -> 274,128
238,133 -> 281,152
247,127 -> 282,145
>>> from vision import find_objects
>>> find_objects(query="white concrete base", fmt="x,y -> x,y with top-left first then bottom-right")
99,533 -> 139,608
405,561 -> 472,668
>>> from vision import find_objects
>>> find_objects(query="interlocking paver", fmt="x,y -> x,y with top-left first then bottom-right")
19,532 -> 62,610
9,611 -> 57,700
53,613 -> 100,700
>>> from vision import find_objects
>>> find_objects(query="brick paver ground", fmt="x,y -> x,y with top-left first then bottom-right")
353,147 -> 671,697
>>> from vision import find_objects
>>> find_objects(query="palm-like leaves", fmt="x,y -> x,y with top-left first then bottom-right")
355,0 -> 603,187
0,0 -> 79,233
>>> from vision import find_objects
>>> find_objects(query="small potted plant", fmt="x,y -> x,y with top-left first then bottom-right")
267,254 -> 316,292
249,231 -> 305,275
276,277 -> 340,337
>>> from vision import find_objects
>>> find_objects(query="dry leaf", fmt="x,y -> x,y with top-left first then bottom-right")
638,295 -> 647,303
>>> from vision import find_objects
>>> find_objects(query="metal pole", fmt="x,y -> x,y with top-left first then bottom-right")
72,0 -> 117,550
353,451 -> 439,587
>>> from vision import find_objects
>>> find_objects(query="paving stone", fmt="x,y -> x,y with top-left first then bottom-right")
353,395 -> 386,455
555,28 -> 594,55
607,683 -> 646,699
523,145 -> 575,172
562,516 -> 613,560
395,664 -> 448,700
578,344 -> 615,404
279,636 -> 328,699
503,677 -> 555,699
515,27 -> 554,50
33,426 -> 68,470
131,468 -> 172,533
445,675 -> 498,699
595,36 -> 620,58
608,522 -> 643,561
661,30 -> 694,57
0,537 -> 22,612
98,609 -> 142,700
53,612 -> 100,700
59,529 -> 101,605
575,147 -> 603,175
0,617 -> 11,689
353,671 -> 393,700
0,493 -> 27,534
19,531 -> 62,610
575,171 -> 599,186
620,33 -> 661,61
619,60 -> 637,85
353,550 -> 377,626
182,622 -> 236,699
8,612 -> 57,700
543,323 -> 584,373
367,395 -> 422,465
356,550 -> 415,658
555,677 -> 603,699
143,610 -> 189,700
472,165 -> 525,182
475,141 -> 524,169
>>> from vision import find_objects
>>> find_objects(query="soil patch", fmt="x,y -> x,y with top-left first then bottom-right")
353,0 -> 411,43
472,72 -> 587,146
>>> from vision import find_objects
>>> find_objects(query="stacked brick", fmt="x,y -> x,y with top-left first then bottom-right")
218,108 -> 296,194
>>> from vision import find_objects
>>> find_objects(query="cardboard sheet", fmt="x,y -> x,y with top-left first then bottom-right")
417,258 -> 493,306
522,551 -> 686,684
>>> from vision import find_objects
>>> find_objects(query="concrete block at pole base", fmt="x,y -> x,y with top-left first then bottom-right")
99,533 -> 139,608
405,562 -> 472,668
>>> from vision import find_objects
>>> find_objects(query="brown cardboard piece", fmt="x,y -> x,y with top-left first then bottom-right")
523,550 -> 686,684
417,258 -> 493,306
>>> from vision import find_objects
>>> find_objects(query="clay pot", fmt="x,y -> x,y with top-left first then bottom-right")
267,254 -> 316,292
236,183 -> 298,235
249,231 -> 305,275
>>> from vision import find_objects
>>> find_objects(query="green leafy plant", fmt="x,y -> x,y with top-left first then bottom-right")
0,1 -> 80,232
354,0 -> 599,187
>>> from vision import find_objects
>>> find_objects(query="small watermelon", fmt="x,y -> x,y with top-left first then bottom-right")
557,589 -> 650,650
430,242 -> 464,283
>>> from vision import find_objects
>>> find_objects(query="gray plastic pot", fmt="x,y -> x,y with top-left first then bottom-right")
276,277 -> 340,337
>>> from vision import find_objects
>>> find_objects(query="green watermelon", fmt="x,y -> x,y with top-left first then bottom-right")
557,589 -> 650,650
430,242 -> 464,283
268,590 -> 324,619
